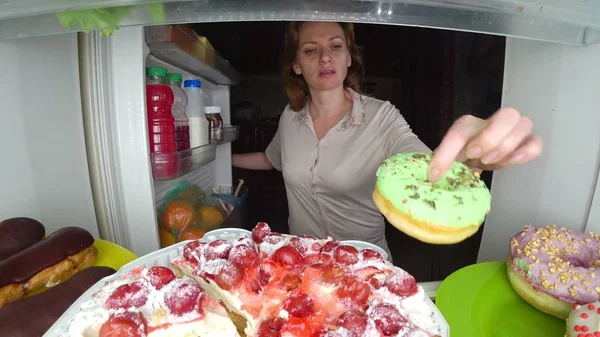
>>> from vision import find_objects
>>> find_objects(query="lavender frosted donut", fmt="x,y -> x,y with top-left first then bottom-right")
507,224 -> 600,319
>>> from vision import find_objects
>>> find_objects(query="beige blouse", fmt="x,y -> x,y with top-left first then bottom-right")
265,88 -> 430,259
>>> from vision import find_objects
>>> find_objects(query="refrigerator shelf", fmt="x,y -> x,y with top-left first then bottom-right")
1,1 -> 600,45
145,25 -> 241,85
151,143 -> 217,181
210,125 -> 239,145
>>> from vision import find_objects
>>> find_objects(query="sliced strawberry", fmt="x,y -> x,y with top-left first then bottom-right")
280,273 -> 302,291
99,311 -> 145,337
334,245 -> 359,265
337,310 -> 368,337
360,248 -> 384,261
384,269 -> 418,297
370,302 -> 407,336
321,241 -> 338,252
321,264 -> 346,283
319,252 -> 335,264
290,236 -> 323,255
205,239 -> 232,260
304,253 -> 320,265
229,243 -> 259,268
286,263 -> 306,276
257,317 -> 285,337
164,280 -> 205,316
312,329 -> 342,337
250,279 -> 262,294
283,292 -> 314,318
215,261 -> 244,290
289,237 -> 307,254
283,316 -> 311,336
252,222 -> 271,243
273,246 -> 302,265
183,241 -> 203,265
258,268 -> 271,286
193,268 -> 214,282
369,276 -> 383,289
105,282 -> 148,309
354,266 -> 383,281
263,233 -> 285,246
146,266 -> 176,290
335,276 -> 371,308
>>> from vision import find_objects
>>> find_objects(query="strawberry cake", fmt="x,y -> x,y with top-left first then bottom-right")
171,222 -> 444,337
64,265 -> 240,337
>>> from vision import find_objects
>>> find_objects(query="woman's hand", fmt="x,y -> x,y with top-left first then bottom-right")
428,108 -> 543,182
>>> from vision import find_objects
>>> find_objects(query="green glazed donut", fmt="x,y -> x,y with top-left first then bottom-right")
373,152 -> 492,244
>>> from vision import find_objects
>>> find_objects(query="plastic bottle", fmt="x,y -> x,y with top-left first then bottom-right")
184,79 -> 209,148
205,106 -> 224,143
145,67 -> 175,154
166,73 -> 190,151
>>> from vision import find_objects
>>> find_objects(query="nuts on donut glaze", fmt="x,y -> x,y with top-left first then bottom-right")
566,302 -> 600,337
509,225 -> 600,304
375,152 -> 490,228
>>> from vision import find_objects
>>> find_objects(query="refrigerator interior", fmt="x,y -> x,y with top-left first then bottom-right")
0,3 -> 599,291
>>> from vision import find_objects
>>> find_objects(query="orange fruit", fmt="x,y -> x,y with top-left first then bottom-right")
162,200 -> 195,235
159,227 -> 176,248
196,205 -> 225,230
178,228 -> 206,242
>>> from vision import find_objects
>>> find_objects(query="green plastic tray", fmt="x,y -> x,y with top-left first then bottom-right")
436,261 -> 565,336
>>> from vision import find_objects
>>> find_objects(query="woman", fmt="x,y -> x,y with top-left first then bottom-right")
233,21 -> 543,258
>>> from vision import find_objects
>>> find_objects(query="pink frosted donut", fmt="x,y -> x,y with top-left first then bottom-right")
507,224 -> 600,319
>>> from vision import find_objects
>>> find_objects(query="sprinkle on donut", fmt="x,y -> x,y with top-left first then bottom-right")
374,152 -> 491,228
509,225 -> 600,304
566,301 -> 600,337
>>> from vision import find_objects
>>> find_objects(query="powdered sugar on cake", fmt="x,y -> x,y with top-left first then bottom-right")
172,222 -> 444,337
64,266 -> 240,337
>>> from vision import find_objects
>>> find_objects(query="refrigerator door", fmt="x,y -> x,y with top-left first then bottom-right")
79,26 -> 158,255
0,32 -> 99,237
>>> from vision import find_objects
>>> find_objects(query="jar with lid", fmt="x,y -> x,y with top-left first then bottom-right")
205,106 -> 223,143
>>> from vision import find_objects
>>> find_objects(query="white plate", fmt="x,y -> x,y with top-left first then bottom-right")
44,228 -> 448,337
201,228 -> 251,242
44,242 -> 188,336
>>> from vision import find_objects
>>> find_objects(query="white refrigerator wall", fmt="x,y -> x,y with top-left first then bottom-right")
478,37 -> 600,262
0,33 -> 98,236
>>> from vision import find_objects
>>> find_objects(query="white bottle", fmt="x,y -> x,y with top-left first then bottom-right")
166,73 -> 189,151
183,79 -> 209,147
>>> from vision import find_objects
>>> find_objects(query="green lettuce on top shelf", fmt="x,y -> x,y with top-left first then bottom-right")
56,3 -> 165,36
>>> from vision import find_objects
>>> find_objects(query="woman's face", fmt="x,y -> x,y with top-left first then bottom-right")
293,22 -> 352,93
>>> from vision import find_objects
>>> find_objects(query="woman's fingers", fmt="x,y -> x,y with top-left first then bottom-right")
428,115 -> 484,182
465,134 -> 543,171
429,108 -> 543,181
480,115 -> 534,165
509,133 -> 543,164
464,108 -> 521,162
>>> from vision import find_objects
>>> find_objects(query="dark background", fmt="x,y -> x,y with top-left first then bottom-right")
192,21 -> 505,281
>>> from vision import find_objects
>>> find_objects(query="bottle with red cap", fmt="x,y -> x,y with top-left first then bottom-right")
146,66 -> 176,177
